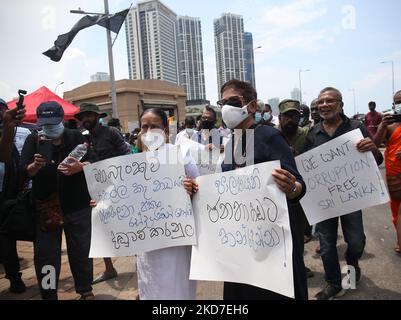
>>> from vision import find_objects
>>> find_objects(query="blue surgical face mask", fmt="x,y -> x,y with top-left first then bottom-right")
42,122 -> 65,139
263,112 -> 271,121
255,112 -> 262,123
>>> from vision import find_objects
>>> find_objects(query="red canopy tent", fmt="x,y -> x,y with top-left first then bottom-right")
7,86 -> 79,123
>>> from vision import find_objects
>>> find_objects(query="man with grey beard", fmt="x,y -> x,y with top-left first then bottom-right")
304,87 -> 382,300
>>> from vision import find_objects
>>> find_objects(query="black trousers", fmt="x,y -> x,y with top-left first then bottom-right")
0,193 -> 21,280
0,234 -> 21,280
34,206 -> 93,300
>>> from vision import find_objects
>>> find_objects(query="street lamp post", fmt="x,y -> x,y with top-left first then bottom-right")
299,69 -> 310,104
70,0 -> 119,118
55,81 -> 64,95
381,60 -> 395,99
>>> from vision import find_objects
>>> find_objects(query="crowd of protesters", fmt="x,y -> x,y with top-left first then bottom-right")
1,81 -> 400,301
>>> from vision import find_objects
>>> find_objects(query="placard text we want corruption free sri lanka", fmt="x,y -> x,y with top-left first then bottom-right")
295,129 -> 389,225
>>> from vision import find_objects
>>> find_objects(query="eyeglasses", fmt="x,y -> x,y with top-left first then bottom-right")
217,96 -> 244,108
317,99 -> 341,106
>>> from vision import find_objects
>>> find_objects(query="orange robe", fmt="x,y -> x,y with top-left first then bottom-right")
385,125 -> 401,226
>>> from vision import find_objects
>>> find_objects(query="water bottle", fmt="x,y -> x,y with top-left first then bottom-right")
61,142 -> 89,165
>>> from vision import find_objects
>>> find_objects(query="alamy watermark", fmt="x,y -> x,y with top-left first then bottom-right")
342,5 -> 357,30
342,265 -> 357,290
41,265 -> 56,290
143,129 -> 255,170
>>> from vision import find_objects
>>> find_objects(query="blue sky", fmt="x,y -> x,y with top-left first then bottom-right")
1,0 -> 400,117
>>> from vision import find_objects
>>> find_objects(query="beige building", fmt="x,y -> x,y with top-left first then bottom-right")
63,79 -> 186,133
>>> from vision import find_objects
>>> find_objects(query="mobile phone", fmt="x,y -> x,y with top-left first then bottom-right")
392,114 -> 401,122
38,139 -> 53,165
16,89 -> 27,110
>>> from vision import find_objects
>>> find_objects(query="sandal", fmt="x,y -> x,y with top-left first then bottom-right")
79,292 -> 95,300
92,269 -> 118,284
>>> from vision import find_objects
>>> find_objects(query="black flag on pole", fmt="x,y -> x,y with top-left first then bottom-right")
97,9 -> 129,33
43,9 -> 129,62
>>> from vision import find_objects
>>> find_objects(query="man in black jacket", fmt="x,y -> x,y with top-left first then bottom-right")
21,101 -> 97,300
75,103 -> 131,284
0,98 -> 27,293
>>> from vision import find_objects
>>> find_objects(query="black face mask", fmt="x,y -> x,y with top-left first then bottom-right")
201,120 -> 215,130
83,120 -> 97,131
283,124 -> 298,135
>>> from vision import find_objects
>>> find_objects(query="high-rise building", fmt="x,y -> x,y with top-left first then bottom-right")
291,88 -> 301,102
243,32 -> 256,88
90,72 -> 110,82
177,16 -> 206,102
214,13 -> 246,95
125,0 -> 179,84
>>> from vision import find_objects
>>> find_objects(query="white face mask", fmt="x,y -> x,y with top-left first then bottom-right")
222,104 -> 250,129
141,129 -> 165,151
185,128 -> 194,136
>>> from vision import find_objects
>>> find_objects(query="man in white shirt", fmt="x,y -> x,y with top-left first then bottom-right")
175,116 -> 197,145
192,106 -> 223,151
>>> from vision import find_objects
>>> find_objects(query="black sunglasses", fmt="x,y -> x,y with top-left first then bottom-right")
217,96 -> 244,108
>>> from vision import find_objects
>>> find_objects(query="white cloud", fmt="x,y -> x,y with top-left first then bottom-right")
353,68 -> 389,92
263,0 -> 328,29
253,0 -> 331,57
351,63 -> 401,112
63,47 -> 87,62
259,28 -> 328,57
0,82 -> 15,101
389,50 -> 401,60
41,5 -> 57,30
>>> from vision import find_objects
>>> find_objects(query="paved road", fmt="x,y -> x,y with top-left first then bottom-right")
304,166 -> 401,300
1,168 -> 400,300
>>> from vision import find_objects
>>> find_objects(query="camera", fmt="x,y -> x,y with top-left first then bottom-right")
392,114 -> 401,122
16,89 -> 27,110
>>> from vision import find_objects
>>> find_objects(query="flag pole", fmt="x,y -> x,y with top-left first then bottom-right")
104,0 -> 118,119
